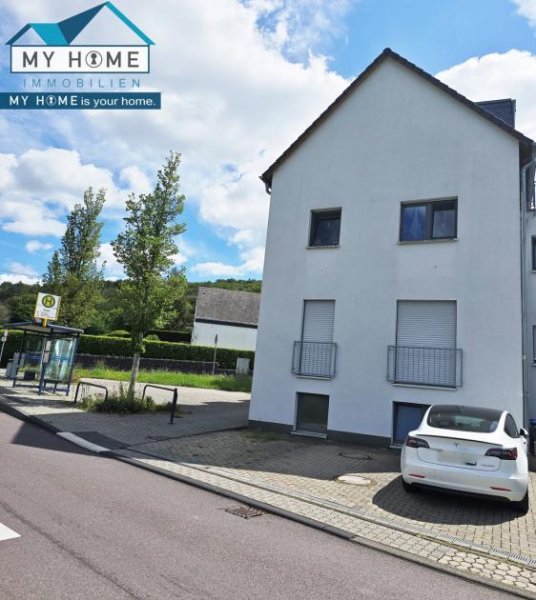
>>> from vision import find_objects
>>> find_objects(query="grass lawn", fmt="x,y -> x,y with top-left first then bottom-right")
73,366 -> 252,393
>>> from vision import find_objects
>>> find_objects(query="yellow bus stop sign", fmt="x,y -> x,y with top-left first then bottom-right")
34,293 -> 61,321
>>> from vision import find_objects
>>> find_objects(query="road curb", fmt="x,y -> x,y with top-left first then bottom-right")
113,453 -> 534,600
112,453 -> 356,538
0,399 -> 61,434
348,535 -> 536,600
1,397 -> 534,599
56,432 -> 111,454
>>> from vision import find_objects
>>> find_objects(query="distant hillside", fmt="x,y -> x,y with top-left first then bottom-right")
0,278 -> 262,332
188,279 -> 261,295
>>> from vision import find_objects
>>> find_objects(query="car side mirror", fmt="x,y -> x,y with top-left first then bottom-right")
519,427 -> 529,438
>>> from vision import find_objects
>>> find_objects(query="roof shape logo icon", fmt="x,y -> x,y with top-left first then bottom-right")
6,2 -> 154,46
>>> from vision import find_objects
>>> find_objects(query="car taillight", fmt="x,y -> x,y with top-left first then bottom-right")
405,436 -> 429,449
485,447 -> 518,460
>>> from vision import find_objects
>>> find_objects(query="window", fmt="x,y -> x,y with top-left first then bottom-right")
532,237 -> 536,270
292,300 -> 336,378
296,393 -> 329,434
504,413 -> 520,438
391,300 -> 459,387
392,402 -> 429,446
427,405 -> 501,433
400,199 -> 457,242
309,209 -> 341,247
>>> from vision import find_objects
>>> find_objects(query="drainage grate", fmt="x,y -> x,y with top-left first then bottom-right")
339,452 -> 371,460
225,505 -> 264,519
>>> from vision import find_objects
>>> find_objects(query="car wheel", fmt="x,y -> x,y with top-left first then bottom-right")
402,478 -> 417,493
511,492 -> 529,515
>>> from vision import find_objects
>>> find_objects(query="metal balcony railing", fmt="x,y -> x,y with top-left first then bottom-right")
292,341 -> 337,378
387,345 -> 463,388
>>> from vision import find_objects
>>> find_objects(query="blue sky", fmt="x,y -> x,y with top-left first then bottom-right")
1,0 -> 536,284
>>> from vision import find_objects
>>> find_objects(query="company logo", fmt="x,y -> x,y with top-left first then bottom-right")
6,2 -> 154,74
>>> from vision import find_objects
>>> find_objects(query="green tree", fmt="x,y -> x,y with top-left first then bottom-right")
0,282 -> 37,322
43,188 -> 106,328
0,301 -> 11,323
112,152 -> 187,397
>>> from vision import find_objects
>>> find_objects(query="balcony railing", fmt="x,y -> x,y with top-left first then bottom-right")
292,341 -> 337,378
387,345 -> 463,388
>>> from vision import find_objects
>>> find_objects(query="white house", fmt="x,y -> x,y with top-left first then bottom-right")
250,48 -> 536,446
191,287 -> 260,352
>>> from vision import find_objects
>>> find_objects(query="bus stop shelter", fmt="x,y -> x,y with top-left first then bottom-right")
4,322 -> 83,395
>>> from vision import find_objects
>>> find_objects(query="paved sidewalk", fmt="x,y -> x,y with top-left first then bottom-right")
1,378 -> 535,598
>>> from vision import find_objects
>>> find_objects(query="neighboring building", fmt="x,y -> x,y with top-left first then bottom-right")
191,287 -> 260,351
250,48 -> 536,446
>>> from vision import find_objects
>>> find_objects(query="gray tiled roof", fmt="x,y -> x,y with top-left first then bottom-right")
476,99 -> 516,127
194,287 -> 260,326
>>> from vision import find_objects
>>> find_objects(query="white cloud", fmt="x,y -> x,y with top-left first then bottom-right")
191,261 -> 251,278
0,261 -> 39,284
436,50 -> 536,139
0,0 -> 353,277
170,253 -> 188,267
25,240 -> 53,253
119,166 -> 152,195
512,0 -> 536,28
0,148 -> 155,237
192,245 -> 264,279
246,0 -> 355,60
97,243 -> 124,281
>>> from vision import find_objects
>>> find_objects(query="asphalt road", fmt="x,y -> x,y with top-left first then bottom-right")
0,411 -> 517,600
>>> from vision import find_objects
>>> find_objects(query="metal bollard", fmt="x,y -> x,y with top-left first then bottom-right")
169,388 -> 178,424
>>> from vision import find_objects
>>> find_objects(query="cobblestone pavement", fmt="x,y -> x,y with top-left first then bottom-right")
1,379 -> 535,597
0,378 -> 249,446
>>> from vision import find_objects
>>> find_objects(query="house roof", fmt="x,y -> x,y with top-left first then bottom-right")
6,2 -> 154,46
261,48 -> 533,189
194,287 -> 260,326
475,99 -> 516,128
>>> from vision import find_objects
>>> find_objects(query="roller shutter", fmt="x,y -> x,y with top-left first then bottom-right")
395,301 -> 456,386
302,300 -> 335,342
396,301 -> 456,348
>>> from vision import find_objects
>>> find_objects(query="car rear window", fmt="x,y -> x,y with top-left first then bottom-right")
427,405 -> 501,433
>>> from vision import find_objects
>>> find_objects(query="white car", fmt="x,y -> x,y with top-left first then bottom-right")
400,404 -> 530,513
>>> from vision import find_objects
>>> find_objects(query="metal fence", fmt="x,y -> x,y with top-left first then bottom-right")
387,345 -> 462,388
292,341 -> 337,378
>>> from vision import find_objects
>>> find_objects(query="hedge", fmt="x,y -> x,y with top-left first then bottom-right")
0,330 -> 255,370
147,329 -> 192,343
78,335 -> 255,370
0,330 -> 22,367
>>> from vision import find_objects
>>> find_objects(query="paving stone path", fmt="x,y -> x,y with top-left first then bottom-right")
1,378 -> 535,598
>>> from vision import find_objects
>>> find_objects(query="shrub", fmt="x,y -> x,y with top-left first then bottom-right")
145,334 -> 160,341
105,330 -> 130,338
148,329 -> 191,343
77,383 -> 171,414
78,334 -> 255,369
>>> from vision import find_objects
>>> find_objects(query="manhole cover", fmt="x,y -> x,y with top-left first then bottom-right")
336,474 -> 373,486
225,505 -> 264,519
339,451 -> 371,460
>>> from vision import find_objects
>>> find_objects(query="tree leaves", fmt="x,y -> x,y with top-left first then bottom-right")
111,152 -> 187,353
42,187 -> 106,328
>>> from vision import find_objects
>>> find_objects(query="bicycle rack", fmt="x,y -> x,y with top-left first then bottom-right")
142,384 -> 179,424
74,381 -> 109,404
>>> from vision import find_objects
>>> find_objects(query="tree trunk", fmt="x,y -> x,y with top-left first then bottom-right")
128,351 -> 141,399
